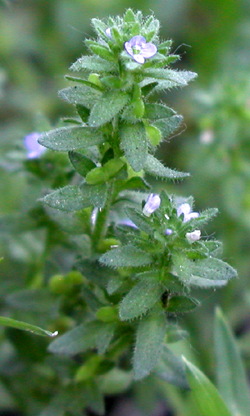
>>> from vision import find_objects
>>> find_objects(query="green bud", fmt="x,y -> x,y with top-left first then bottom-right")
146,124 -> 162,146
85,166 -> 107,185
132,98 -> 145,118
98,238 -> 120,253
75,356 -> 102,382
65,271 -> 85,286
49,274 -> 70,295
96,306 -> 118,322
103,158 -> 124,179
88,73 -> 103,88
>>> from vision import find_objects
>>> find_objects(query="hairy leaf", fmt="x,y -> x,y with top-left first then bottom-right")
39,126 -> 104,151
119,279 -> 163,320
120,122 -> 147,171
100,245 -> 153,268
89,91 -> 129,127
133,310 -> 166,380
144,154 -> 189,179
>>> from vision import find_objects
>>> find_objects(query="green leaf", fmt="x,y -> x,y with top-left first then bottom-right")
68,151 -> 96,177
144,154 -> 189,179
70,55 -> 117,72
183,357 -> 232,416
167,295 -> 200,314
41,185 -> 86,212
100,245 -> 153,268
144,69 -> 197,86
153,115 -> 183,138
59,85 -> 102,109
39,127 -> 104,151
41,184 -> 107,212
133,310 -> 166,380
86,42 -> 115,62
155,346 -> 188,388
120,122 -> 147,171
144,103 -> 175,120
89,91 -> 129,127
214,308 -> 250,416
172,256 -> 237,288
0,316 -> 58,338
119,279 -> 163,321
48,321 -> 114,355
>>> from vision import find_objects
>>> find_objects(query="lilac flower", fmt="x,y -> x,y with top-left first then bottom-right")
165,228 -> 173,236
186,229 -> 201,243
124,35 -> 157,64
119,218 -> 138,229
24,132 -> 46,159
143,193 -> 161,217
177,203 -> 199,223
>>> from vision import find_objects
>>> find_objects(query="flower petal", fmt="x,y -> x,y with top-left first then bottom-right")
141,42 -> 157,58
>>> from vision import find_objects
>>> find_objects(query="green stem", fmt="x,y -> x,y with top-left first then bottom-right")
92,182 -> 114,249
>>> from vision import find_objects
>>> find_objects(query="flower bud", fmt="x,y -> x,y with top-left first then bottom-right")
186,229 -> 201,243
143,193 -> 161,216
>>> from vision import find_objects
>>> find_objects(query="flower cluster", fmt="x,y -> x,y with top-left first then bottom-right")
142,194 -> 201,243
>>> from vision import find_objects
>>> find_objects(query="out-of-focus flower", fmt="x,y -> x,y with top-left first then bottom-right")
119,218 -> 138,228
143,193 -> 161,216
105,28 -> 112,38
186,229 -> 201,243
200,129 -> 214,145
177,203 -> 199,223
165,228 -> 173,235
124,35 -> 157,64
24,132 -> 46,159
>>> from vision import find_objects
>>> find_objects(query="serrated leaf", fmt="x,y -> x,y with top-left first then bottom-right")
144,69 -> 197,86
68,151 -> 96,177
183,357 -> 232,416
120,122 -> 147,171
100,245 -> 153,268
119,279 -> 163,321
0,316 -> 57,338
59,85 -> 101,109
153,115 -> 183,138
133,310 -> 166,380
38,127 -> 104,151
144,154 -> 189,179
155,346 -> 188,388
48,321 -> 114,355
214,308 -> 250,416
70,55 -> 117,72
167,295 -> 200,314
172,255 -> 237,288
89,91 -> 129,127
144,103 -> 175,120
41,183 -> 107,212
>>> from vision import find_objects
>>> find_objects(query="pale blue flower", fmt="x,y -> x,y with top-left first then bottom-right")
143,193 -> 161,216
124,35 -> 157,64
24,132 -> 46,159
186,229 -> 201,242
177,203 -> 199,223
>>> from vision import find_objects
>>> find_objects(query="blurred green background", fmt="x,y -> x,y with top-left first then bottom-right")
1,0 -> 250,413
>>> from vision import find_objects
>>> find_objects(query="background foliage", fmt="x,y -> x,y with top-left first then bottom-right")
1,0 -> 250,415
